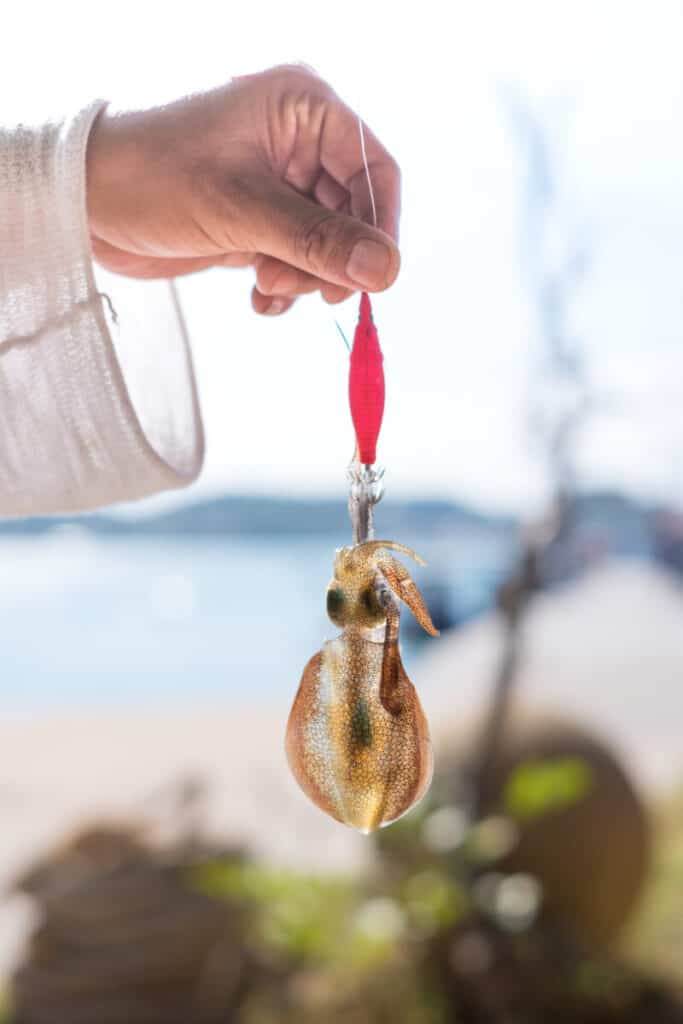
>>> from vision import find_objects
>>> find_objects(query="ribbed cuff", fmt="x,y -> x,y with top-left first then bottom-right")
0,102 -> 204,517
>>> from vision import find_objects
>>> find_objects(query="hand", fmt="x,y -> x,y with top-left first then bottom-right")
86,65 -> 401,315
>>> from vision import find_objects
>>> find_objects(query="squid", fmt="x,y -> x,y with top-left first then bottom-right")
286,540 -> 439,833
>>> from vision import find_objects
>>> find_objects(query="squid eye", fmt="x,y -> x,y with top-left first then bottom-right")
326,586 -> 347,624
359,585 -> 383,619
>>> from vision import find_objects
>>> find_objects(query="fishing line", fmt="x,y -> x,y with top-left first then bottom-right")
335,320 -> 351,352
327,113 -> 376,354
358,114 -> 378,229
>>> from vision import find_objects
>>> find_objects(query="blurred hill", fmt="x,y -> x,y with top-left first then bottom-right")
0,490 -> 668,546
0,495 -> 512,537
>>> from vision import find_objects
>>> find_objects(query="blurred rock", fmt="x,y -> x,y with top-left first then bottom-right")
436,913 -> 683,1024
10,824 -> 252,1024
439,710 -> 651,947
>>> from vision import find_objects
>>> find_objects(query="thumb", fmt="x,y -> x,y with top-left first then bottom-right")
249,179 -> 401,292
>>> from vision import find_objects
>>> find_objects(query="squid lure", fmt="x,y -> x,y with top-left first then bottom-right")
286,293 -> 439,832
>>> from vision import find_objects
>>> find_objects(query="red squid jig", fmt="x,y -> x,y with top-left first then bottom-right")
348,291 -> 385,465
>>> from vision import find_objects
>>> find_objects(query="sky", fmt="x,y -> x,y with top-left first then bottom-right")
4,0 -> 683,514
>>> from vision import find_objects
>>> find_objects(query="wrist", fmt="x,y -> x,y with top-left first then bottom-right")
85,108 -> 140,243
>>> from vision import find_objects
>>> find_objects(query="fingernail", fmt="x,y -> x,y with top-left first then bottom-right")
265,298 -> 286,315
346,239 -> 391,289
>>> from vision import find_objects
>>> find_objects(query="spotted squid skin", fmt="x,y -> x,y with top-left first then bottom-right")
285,629 -> 433,833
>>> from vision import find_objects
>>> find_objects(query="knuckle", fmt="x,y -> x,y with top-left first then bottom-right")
266,63 -> 323,91
294,212 -> 342,273
285,61 -> 319,80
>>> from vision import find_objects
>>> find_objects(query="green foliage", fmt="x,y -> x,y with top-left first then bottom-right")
574,958 -> 638,1007
0,991 -> 11,1024
187,857 -> 458,1020
190,859 -> 397,969
401,869 -> 468,934
503,756 -> 593,820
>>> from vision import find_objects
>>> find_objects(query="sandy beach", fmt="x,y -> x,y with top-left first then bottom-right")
1,560 -> 682,977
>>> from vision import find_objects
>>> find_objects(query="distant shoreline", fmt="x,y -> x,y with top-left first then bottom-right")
0,488 -> 664,540
0,494 -> 514,537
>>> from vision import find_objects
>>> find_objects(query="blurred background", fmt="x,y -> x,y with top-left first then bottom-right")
2,2 -> 683,1021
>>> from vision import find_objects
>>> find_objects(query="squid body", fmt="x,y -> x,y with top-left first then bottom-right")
286,541 -> 439,833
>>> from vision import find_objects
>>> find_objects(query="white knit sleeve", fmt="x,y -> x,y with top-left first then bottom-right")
0,101 -> 204,517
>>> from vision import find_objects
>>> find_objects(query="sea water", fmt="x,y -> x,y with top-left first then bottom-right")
0,529 -> 508,709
